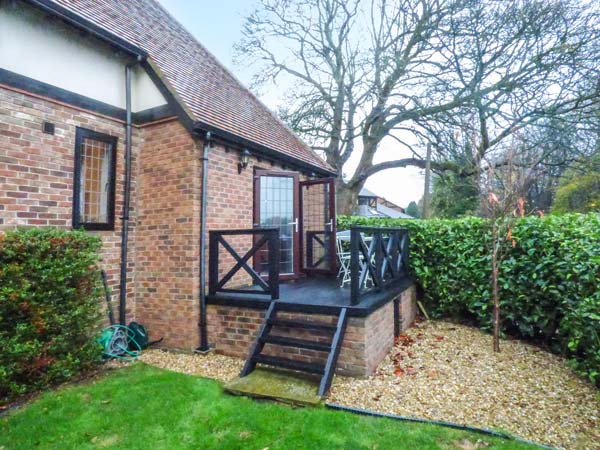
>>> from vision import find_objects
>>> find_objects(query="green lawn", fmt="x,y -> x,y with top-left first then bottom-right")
0,364 -> 539,450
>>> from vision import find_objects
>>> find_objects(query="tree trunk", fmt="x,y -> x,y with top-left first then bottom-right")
492,264 -> 501,352
422,143 -> 432,218
336,180 -> 361,215
491,225 -> 501,353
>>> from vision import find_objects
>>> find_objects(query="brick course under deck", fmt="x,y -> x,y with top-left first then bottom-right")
207,283 -> 417,376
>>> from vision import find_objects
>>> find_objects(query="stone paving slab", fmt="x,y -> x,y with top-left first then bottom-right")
224,367 -> 321,406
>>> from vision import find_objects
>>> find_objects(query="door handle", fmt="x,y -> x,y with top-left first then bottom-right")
325,220 -> 333,232
288,218 -> 298,233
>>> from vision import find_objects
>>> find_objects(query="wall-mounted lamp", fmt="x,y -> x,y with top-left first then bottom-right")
238,149 -> 251,174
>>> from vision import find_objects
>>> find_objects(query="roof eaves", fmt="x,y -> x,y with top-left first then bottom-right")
23,0 -> 148,59
192,121 -> 337,177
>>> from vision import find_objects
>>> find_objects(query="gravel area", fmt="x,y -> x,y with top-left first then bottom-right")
329,320 -> 600,450
139,349 -> 243,383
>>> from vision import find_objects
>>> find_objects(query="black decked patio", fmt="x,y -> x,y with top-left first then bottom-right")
207,273 -> 413,317
206,226 -> 412,317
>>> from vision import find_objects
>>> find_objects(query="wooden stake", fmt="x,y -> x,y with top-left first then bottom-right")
422,143 -> 432,218
417,300 -> 430,320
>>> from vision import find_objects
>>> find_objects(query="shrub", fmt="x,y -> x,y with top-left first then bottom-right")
0,228 -> 103,403
552,172 -> 600,214
560,292 -> 600,383
338,214 -> 600,384
430,172 -> 479,218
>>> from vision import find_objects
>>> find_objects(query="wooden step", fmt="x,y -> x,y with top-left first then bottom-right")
261,335 -> 331,352
252,354 -> 325,374
240,303 -> 348,398
267,318 -> 337,332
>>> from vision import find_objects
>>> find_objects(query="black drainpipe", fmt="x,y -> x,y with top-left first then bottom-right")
196,131 -> 211,352
118,63 -> 135,325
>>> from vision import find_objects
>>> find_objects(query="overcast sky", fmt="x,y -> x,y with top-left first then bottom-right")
158,0 -> 425,208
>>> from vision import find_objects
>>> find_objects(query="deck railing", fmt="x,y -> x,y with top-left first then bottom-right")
207,226 -> 408,306
305,230 -> 330,270
349,226 -> 409,305
208,228 -> 280,300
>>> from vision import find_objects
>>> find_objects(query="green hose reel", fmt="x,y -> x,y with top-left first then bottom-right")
99,270 -> 158,361
98,324 -> 142,361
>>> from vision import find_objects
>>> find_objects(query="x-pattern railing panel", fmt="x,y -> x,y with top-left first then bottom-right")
209,228 -> 280,299
306,230 -> 330,270
350,226 -> 409,305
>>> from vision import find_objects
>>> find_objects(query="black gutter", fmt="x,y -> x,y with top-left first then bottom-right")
118,63 -> 136,325
22,0 -> 147,59
195,132 -> 212,353
133,104 -> 175,124
325,403 -> 556,450
142,59 -> 335,178
192,121 -> 336,178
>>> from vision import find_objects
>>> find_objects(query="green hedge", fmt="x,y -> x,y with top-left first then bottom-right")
0,228 -> 103,403
338,214 -> 600,384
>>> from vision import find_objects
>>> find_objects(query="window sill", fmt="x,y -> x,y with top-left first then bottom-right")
73,223 -> 115,231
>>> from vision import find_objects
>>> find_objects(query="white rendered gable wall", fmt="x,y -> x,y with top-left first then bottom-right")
0,2 -> 167,112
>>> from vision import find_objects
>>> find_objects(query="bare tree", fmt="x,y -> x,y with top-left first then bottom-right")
519,114 -> 600,210
237,0 -> 600,213
420,1 -> 600,183
481,149 -> 533,352
426,101 -> 600,215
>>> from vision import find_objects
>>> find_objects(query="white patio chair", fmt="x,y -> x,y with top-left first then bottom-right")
336,231 -> 352,287
336,230 -> 375,289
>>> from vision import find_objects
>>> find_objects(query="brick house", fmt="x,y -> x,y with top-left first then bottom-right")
1,0 -> 415,389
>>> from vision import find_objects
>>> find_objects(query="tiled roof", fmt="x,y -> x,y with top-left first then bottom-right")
359,187 -> 379,198
376,203 -> 414,219
47,0 -> 334,173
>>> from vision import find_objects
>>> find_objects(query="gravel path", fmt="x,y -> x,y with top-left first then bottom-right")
329,320 -> 599,450
139,350 -> 243,383
139,321 -> 599,450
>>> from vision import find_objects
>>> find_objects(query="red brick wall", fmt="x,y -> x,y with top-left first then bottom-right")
133,137 -> 301,349
0,86 -> 139,322
204,144 -> 255,288
206,305 -> 265,358
0,87 -> 215,349
356,303 -> 395,375
133,119 -> 201,349
398,283 -> 417,332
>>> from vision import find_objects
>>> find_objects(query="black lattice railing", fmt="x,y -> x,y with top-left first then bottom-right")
208,228 -> 280,299
305,230 -> 331,270
349,226 -> 409,305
